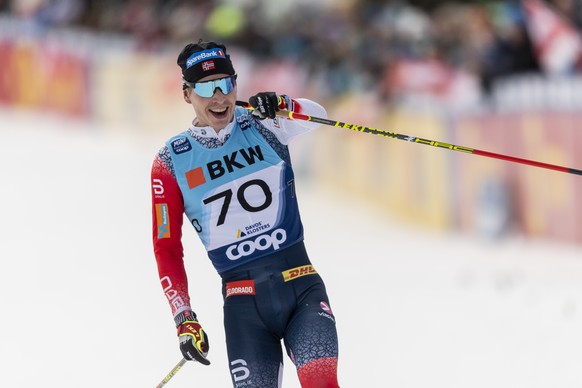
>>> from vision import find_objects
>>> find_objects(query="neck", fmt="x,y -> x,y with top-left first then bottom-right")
192,118 -> 227,135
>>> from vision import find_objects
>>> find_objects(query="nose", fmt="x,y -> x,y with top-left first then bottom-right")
211,87 -> 230,102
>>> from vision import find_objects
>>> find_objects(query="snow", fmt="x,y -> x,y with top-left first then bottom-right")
1,108 -> 581,387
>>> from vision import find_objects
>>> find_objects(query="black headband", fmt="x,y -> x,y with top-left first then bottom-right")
181,48 -> 235,84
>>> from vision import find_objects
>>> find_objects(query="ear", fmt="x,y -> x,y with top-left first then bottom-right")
183,89 -> 192,104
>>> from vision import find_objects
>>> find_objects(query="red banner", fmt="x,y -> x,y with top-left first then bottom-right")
454,111 -> 582,243
0,38 -> 89,117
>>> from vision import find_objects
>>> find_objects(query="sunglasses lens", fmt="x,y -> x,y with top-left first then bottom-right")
193,76 -> 236,98
193,82 -> 214,97
221,76 -> 236,94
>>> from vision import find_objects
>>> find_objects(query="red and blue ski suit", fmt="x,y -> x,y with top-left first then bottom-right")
151,99 -> 339,387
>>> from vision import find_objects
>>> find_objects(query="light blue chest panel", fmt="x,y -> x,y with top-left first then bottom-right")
166,110 -> 303,274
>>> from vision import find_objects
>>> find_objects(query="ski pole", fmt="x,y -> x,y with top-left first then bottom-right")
156,358 -> 187,388
236,101 -> 582,176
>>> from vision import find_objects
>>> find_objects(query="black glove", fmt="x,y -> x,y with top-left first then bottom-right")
175,310 -> 210,365
249,92 -> 288,119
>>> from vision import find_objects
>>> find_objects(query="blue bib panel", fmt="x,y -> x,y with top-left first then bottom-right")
166,109 -> 304,274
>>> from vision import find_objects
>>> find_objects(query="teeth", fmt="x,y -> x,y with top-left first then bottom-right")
210,107 -> 227,113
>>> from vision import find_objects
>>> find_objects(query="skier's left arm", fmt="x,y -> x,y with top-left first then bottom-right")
248,92 -> 327,144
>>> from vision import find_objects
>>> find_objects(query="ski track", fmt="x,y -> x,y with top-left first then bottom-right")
1,108 -> 581,387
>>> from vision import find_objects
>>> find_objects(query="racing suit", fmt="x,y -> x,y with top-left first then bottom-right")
151,99 -> 339,387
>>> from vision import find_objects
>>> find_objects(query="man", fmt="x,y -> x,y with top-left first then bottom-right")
151,40 -> 340,388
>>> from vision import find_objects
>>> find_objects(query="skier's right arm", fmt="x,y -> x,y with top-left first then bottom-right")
151,150 -> 210,364
151,150 -> 190,316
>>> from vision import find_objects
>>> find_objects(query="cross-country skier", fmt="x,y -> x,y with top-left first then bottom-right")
151,40 -> 340,388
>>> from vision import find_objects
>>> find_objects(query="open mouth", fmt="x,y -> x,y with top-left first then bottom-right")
209,106 -> 229,119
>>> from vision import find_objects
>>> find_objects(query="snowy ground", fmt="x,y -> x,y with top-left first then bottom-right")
1,108 -> 582,388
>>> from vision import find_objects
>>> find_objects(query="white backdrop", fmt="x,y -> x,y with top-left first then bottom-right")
1,108 -> 581,387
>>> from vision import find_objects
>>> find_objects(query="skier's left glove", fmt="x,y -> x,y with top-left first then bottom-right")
175,310 -> 211,365
249,92 -> 291,119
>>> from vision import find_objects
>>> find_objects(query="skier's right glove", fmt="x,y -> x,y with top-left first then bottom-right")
175,310 -> 211,365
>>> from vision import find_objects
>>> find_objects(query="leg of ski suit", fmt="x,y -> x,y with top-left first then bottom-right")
221,242 -> 340,388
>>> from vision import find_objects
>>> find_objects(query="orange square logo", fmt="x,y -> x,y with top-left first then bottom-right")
185,167 -> 206,189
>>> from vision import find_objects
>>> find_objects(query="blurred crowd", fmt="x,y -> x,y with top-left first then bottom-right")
2,0 -> 582,99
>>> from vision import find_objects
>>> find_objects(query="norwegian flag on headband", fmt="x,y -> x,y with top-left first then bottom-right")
522,0 -> 582,74
202,61 -> 215,71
